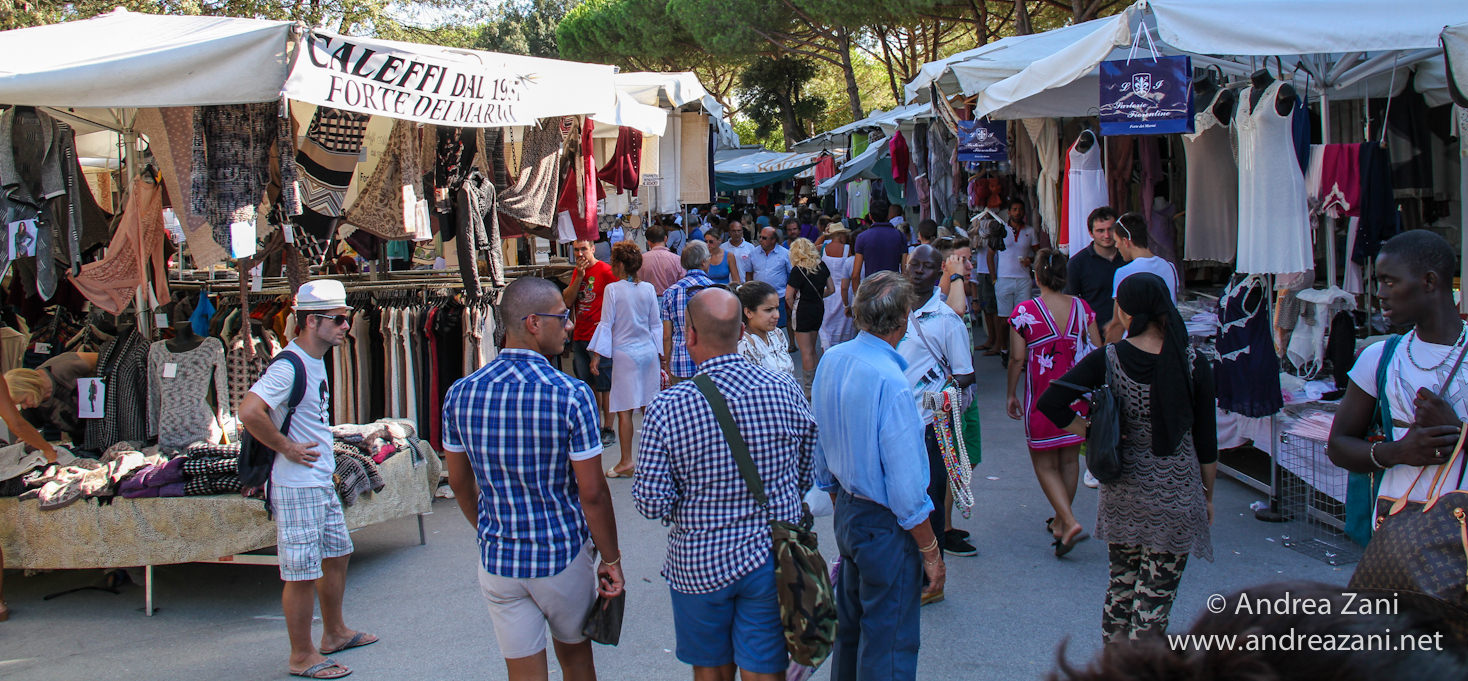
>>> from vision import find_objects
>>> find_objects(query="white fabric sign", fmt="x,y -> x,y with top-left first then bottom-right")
285,31 -> 615,128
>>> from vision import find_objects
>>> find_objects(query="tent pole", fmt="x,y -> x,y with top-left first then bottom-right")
1320,91 -> 1336,288
1461,150 -> 1467,314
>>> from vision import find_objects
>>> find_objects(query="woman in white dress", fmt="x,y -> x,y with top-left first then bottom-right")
735,280 -> 795,378
591,241 -> 662,478
818,220 -> 856,350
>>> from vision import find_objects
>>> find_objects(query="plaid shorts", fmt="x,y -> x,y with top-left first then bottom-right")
272,485 -> 353,582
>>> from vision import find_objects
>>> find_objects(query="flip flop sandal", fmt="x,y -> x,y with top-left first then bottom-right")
1054,527 -> 1090,558
291,659 -> 351,679
1044,517 -> 1055,534
320,631 -> 379,655
605,467 -> 634,479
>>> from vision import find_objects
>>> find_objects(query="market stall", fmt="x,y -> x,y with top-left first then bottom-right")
0,10 -> 700,606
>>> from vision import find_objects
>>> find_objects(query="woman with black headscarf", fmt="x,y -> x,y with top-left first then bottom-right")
1037,273 -> 1217,645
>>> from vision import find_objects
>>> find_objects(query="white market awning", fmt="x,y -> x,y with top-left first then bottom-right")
1446,22 -> 1468,106
0,9 -> 293,107
969,0 -> 1466,120
792,104 -> 931,152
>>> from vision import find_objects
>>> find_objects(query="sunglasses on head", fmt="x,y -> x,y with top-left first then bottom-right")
311,313 -> 351,326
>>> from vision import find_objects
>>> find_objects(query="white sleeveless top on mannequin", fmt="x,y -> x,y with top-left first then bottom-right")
1235,81 -> 1311,275
1065,137 -> 1107,254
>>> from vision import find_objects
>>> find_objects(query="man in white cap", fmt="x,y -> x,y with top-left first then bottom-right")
239,279 -> 377,680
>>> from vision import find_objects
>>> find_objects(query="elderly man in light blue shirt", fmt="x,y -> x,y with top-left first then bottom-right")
811,270 -> 944,681
750,226 -> 793,332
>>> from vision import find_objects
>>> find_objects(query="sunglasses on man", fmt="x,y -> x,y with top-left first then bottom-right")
311,313 -> 352,326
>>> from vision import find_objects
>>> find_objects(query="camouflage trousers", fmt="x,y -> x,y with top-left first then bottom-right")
1102,543 -> 1189,645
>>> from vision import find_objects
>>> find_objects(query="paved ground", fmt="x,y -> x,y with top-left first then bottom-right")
0,347 -> 1348,680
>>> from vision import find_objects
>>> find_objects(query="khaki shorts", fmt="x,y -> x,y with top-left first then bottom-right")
477,541 -> 598,659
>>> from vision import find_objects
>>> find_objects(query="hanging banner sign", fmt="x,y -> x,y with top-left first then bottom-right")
285,32 -> 543,128
955,120 -> 1008,162
1098,55 -> 1194,136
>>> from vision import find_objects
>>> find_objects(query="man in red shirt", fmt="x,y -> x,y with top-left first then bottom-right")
565,240 -> 616,446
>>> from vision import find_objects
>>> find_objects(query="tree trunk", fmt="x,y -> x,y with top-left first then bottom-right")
1014,0 -> 1033,35
780,102 -> 801,150
837,28 -> 864,121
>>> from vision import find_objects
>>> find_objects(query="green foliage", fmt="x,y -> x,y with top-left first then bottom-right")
731,117 -> 783,152
665,0 -> 788,58
737,55 -> 826,149
468,0 -> 576,58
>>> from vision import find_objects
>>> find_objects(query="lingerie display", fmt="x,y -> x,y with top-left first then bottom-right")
1215,276 -> 1283,417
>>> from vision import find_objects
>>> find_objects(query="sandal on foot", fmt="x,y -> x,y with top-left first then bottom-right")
605,466 -> 634,479
320,631 -> 378,655
1055,526 -> 1090,558
291,659 -> 351,679
1044,517 -> 1055,534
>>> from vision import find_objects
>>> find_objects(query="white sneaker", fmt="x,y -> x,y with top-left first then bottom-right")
1083,470 -> 1100,489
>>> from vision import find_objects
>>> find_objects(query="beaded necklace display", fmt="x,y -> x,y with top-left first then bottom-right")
932,386 -> 974,519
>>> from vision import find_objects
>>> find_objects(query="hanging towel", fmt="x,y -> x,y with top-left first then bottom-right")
679,113 -> 711,204
295,107 -> 370,239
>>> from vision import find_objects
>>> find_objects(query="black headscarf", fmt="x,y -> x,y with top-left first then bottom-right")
1116,273 -> 1194,457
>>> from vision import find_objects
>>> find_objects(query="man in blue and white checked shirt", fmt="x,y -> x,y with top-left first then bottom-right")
661,240 -> 714,383
442,277 -> 624,681
636,288 -> 818,680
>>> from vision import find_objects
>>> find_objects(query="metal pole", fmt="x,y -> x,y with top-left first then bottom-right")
1461,149 -> 1467,314
1320,91 -> 1336,288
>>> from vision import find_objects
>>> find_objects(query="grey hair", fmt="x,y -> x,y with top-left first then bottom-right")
853,271 -> 912,336
681,240 -> 709,271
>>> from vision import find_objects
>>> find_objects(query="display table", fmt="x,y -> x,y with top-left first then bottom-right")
1,443 -> 441,613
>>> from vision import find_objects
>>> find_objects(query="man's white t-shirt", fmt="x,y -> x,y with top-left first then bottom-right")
249,342 -> 335,488
725,240 -> 756,279
995,225 -> 1037,279
897,290 -> 975,424
1113,255 -> 1180,301
1348,335 -> 1468,502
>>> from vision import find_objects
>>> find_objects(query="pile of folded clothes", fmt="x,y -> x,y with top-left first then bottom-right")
178,442 -> 242,496
20,446 -> 163,508
330,420 -> 418,465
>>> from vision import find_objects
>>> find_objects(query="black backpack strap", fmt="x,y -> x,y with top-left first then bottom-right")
691,373 -> 767,508
273,351 -> 309,439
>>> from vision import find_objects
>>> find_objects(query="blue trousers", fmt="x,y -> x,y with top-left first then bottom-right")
831,490 -> 922,681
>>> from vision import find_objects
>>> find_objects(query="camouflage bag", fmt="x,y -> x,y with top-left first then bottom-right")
693,375 -> 838,668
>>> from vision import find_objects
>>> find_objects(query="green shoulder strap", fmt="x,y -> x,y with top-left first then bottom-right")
691,374 -> 767,507
1374,334 -> 1403,435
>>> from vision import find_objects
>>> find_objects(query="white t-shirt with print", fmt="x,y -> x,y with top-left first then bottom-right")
726,240 -> 756,279
249,342 -> 335,488
995,225 -> 1037,279
1347,335 -> 1468,502
897,290 -> 975,424
1112,256 -> 1179,301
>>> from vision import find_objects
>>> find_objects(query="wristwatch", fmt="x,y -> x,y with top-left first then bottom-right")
949,274 -> 965,283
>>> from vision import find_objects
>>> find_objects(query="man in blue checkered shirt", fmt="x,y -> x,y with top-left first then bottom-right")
660,240 -> 714,383
635,288 -> 818,679
442,277 -> 624,681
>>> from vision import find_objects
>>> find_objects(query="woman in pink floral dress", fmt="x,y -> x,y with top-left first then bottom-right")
1006,249 -> 1102,557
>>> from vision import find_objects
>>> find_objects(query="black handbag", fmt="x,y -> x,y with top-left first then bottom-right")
581,590 -> 625,646
1053,344 -> 1122,483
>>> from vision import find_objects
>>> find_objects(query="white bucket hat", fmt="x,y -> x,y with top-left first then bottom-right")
294,280 -> 348,312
